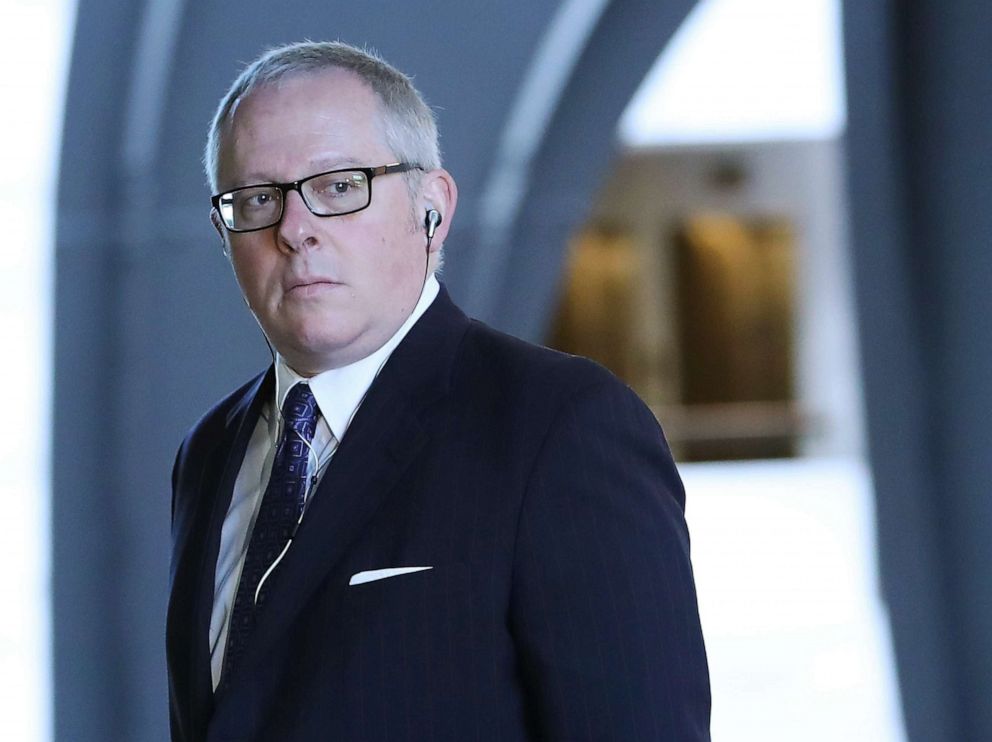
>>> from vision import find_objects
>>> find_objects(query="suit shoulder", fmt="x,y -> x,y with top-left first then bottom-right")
458,318 -> 626,402
180,371 -> 266,452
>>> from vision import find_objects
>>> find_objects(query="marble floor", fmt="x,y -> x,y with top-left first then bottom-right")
682,457 -> 906,741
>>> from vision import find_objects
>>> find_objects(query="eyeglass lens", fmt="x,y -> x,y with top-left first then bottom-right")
219,170 -> 372,231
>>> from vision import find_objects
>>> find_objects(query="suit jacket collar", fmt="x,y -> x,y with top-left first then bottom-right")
203,284 -> 470,730
273,273 -> 441,442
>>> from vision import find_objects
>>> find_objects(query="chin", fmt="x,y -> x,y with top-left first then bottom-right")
278,328 -> 363,371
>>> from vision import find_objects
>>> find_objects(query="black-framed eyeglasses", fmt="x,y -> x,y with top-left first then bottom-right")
211,162 -> 421,233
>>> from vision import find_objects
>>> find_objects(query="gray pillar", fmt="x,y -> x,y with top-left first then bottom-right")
843,1 -> 992,739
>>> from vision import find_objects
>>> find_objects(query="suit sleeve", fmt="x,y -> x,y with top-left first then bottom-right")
171,437 -> 186,534
509,379 -> 711,741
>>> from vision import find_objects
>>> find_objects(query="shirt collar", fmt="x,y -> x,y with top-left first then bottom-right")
272,273 -> 440,442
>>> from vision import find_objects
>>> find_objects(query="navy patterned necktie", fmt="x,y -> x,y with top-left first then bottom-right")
220,382 -> 320,689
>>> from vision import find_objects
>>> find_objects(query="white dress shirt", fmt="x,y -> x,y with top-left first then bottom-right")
209,275 -> 440,689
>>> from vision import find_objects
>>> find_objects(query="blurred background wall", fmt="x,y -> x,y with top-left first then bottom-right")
1,0 -> 988,740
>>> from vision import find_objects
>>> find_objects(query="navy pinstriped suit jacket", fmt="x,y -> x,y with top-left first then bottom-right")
167,285 -> 710,741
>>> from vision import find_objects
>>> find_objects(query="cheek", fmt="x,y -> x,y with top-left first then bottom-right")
234,263 -> 279,312
378,241 -> 421,290
230,254 -> 257,288
386,222 -> 426,269
232,251 -> 279,301
354,228 -> 416,282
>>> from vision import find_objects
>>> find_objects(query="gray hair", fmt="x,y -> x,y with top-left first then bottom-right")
204,40 -> 441,193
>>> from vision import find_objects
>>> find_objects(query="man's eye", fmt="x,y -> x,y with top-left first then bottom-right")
247,193 -> 271,206
237,190 -> 278,211
323,179 -> 356,196
311,172 -> 367,199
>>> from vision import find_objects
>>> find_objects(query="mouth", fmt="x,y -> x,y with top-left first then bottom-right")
286,278 -> 342,297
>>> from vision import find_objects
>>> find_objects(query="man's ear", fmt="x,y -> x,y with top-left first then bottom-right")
420,168 -> 458,252
209,209 -> 231,256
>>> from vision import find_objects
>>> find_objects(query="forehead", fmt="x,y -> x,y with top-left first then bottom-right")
218,69 -> 392,186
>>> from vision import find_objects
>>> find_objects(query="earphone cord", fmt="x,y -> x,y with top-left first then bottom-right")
271,222 -> 434,484
253,222 -> 436,605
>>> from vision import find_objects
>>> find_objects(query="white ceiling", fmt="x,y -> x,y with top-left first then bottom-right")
620,0 -> 846,146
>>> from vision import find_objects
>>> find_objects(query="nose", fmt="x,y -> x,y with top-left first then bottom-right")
275,189 -> 320,253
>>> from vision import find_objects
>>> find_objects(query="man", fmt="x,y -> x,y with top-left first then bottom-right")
168,40 -> 710,741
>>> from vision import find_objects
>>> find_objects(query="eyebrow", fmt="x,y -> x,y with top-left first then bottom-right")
310,155 -> 364,170
235,157 -> 367,187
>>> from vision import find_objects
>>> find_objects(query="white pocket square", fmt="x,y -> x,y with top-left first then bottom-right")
349,566 -> 433,586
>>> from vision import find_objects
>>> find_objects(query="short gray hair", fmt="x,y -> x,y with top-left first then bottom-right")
204,40 -> 441,193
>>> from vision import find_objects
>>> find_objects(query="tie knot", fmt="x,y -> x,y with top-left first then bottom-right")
282,383 -> 319,439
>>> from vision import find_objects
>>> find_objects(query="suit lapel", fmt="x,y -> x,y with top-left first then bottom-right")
214,286 -> 470,711
168,368 -> 272,739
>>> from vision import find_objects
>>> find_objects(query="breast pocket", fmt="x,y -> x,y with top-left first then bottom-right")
291,561 -> 481,740
339,561 -> 469,647
345,561 -> 468,611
